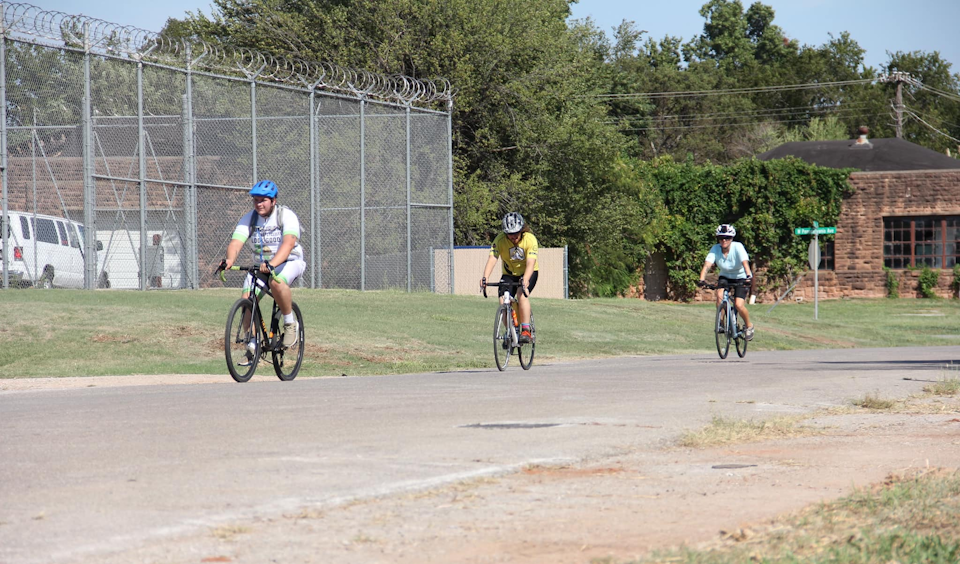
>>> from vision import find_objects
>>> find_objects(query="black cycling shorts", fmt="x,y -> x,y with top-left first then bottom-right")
498,272 -> 538,298
718,276 -> 750,300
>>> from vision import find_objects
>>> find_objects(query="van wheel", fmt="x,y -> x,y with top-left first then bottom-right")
39,267 -> 54,289
98,271 -> 111,289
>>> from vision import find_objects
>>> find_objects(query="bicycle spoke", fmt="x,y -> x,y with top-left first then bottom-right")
226,298 -> 259,382
493,306 -> 510,371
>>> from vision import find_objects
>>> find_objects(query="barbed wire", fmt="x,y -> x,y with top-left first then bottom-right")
0,2 -> 453,106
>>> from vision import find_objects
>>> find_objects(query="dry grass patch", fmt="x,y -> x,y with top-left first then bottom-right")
852,391 -> 897,410
635,468 -> 960,564
211,524 -> 250,540
925,376 -> 960,397
677,415 -> 821,449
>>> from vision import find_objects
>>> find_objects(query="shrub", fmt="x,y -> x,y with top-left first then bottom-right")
952,264 -> 960,298
884,267 -> 900,299
918,266 -> 940,299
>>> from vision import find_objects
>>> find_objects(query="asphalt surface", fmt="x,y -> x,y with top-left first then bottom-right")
1,346 -> 958,564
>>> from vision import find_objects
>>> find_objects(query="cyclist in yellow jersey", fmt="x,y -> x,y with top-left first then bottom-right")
481,212 -> 539,343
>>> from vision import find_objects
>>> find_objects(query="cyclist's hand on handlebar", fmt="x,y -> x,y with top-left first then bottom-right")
259,261 -> 274,275
480,277 -> 487,297
521,281 -> 529,297
215,259 -> 227,274
696,279 -> 707,288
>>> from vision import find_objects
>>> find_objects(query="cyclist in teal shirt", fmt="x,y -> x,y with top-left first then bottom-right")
698,224 -> 755,340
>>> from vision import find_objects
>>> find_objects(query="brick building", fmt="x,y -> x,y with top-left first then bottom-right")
758,137 -> 960,299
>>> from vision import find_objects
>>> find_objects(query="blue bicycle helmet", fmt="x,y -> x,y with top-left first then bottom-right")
249,180 -> 278,198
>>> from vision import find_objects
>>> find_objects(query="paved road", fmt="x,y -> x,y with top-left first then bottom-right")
1,346 -> 957,563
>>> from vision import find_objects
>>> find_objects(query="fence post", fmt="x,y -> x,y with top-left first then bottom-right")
446,101 -> 455,294
183,44 -> 198,289
0,13 -> 8,290
564,245 -> 569,299
360,97 -> 366,291
82,22 -> 97,290
250,80 -> 257,183
137,57 -> 148,290
309,90 -> 318,289
406,104 -> 412,292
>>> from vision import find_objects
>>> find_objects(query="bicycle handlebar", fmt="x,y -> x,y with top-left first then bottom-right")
481,279 -> 529,298
215,260 -> 278,283
697,278 -> 751,291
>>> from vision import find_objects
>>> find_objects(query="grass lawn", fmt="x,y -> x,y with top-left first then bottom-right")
4,289 -> 960,378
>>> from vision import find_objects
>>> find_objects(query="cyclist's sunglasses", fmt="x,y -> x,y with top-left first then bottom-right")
717,236 -> 733,240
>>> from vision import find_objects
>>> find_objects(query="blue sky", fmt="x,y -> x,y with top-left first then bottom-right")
32,0 -> 960,73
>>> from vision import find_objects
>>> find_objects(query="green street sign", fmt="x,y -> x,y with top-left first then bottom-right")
794,226 -> 837,235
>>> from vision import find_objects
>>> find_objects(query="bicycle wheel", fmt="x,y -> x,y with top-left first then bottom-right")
273,302 -> 304,381
735,311 -> 748,358
518,313 -> 536,370
715,303 -> 730,359
493,305 -> 511,371
226,298 -> 260,383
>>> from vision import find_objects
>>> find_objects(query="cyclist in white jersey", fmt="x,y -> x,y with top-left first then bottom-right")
698,224 -> 755,341
223,180 -> 306,348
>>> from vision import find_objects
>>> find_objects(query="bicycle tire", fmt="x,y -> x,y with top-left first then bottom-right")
272,302 -> 304,381
518,313 -> 535,370
735,311 -> 748,358
226,298 -> 260,382
715,303 -> 730,359
493,305 -> 511,371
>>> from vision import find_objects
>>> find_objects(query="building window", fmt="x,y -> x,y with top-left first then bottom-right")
883,216 -> 960,268
820,239 -> 834,270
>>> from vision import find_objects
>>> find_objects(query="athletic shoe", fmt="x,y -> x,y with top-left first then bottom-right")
745,326 -> 754,341
519,329 -> 532,344
283,321 -> 299,348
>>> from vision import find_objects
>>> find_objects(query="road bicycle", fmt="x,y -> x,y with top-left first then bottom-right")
482,279 -> 535,371
216,261 -> 304,382
699,279 -> 749,359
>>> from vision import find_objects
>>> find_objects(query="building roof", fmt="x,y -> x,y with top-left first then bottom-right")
757,137 -> 960,171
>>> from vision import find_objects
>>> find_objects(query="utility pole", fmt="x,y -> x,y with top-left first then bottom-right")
880,72 -> 922,138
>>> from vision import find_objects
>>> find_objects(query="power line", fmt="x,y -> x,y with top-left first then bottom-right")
903,108 -> 960,143
905,106 -> 960,131
605,103 -> 872,123
617,112 -> 888,132
918,84 -> 960,103
584,78 -> 876,100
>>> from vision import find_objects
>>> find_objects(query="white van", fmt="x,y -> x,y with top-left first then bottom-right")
0,211 -> 110,289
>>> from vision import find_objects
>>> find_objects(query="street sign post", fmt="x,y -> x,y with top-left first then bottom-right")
794,221 -> 836,320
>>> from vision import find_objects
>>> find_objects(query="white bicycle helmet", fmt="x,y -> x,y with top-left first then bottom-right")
715,224 -> 736,238
502,212 -> 525,234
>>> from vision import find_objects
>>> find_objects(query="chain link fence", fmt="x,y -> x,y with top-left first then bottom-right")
0,2 -> 454,292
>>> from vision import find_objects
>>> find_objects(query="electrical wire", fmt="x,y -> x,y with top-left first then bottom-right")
617,112 -> 888,132
903,109 -> 960,144
604,103 -> 873,124
917,84 -> 960,104
584,78 -> 876,100
904,106 -> 960,131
